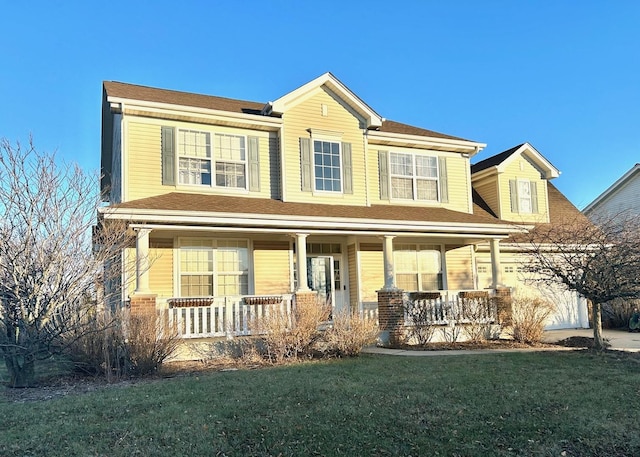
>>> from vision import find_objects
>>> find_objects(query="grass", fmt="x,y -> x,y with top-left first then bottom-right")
1,351 -> 640,456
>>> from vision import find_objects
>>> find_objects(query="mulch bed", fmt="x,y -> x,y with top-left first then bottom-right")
393,336 -> 603,351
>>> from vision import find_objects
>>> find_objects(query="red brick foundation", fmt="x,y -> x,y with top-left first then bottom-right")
129,294 -> 157,316
494,287 -> 513,326
377,289 -> 405,346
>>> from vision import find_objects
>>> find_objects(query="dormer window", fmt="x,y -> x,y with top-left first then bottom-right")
509,179 -> 539,214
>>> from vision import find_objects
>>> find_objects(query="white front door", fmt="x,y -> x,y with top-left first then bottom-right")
307,255 -> 346,315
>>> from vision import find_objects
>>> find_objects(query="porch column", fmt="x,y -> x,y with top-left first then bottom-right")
489,238 -> 502,288
295,233 -> 310,291
134,228 -> 152,294
382,235 -> 396,290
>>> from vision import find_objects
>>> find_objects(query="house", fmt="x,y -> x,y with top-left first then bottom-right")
583,163 -> 640,218
99,73 -> 586,343
470,143 -> 590,329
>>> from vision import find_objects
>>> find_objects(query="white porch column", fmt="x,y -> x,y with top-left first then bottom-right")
382,235 -> 396,290
134,228 -> 152,294
295,233 -> 310,291
489,238 -> 502,288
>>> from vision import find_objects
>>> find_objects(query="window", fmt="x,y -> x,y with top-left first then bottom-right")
394,244 -> 443,291
313,140 -> 341,192
509,179 -> 538,214
390,152 -> 439,201
178,130 -> 211,185
179,239 -> 248,297
177,129 -> 247,189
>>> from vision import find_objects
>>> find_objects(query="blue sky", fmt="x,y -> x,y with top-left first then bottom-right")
1,1 -> 638,209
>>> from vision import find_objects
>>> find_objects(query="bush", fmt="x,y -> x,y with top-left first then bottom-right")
64,308 -> 180,379
511,292 -> 555,344
462,296 -> 496,343
252,296 -> 330,363
126,310 -> 181,376
602,298 -> 640,329
323,311 -> 378,356
403,298 -> 437,346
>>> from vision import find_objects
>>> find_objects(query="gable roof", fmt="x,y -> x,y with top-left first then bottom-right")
471,142 -> 560,179
583,163 -> 640,214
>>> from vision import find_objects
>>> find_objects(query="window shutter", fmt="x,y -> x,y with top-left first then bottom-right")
530,181 -> 538,213
509,179 -> 519,213
248,136 -> 260,192
342,142 -> 353,194
438,157 -> 449,203
161,126 -> 175,186
300,138 -> 312,192
378,150 -> 389,200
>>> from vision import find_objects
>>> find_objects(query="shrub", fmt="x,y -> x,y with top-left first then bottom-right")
403,298 -> 437,346
462,296 -> 496,343
511,292 -> 555,344
126,310 -> 181,376
252,296 -> 330,363
323,311 -> 378,356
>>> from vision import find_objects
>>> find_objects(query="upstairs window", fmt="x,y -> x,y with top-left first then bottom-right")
313,140 -> 342,192
177,129 -> 247,190
509,179 -> 539,214
390,152 -> 439,201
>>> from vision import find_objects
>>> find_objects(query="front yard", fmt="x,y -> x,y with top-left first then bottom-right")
1,350 -> 640,456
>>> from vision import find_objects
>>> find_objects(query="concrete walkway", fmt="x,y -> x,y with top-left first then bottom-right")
362,328 -> 640,357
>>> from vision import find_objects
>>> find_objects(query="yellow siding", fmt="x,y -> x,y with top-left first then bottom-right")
347,244 -> 357,310
282,87 -> 367,205
149,243 -> 174,298
366,148 -> 472,213
253,241 -> 291,294
498,158 -> 549,223
473,178 -> 500,217
125,119 -> 275,202
445,245 -> 474,290
359,249 -> 383,302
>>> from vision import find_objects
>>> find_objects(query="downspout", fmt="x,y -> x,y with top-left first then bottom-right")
279,116 -> 287,202
363,129 -> 370,207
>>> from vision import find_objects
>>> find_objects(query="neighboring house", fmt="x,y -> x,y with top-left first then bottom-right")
583,163 -> 640,218
470,143 -> 590,329
99,73 -> 586,340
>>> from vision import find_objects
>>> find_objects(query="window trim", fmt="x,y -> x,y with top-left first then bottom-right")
177,237 -> 251,298
388,151 -> 440,202
176,128 -> 249,192
516,178 -> 533,214
393,243 -> 444,291
311,138 -> 343,194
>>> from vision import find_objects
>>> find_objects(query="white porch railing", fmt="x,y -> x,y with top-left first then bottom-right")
162,294 -> 293,339
403,290 -> 498,326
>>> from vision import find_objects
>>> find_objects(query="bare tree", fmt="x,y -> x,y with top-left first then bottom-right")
517,213 -> 640,350
0,138 -> 131,387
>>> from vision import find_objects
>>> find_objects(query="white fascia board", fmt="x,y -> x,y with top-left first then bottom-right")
100,207 -> 522,236
367,130 -> 486,154
267,72 -> 383,128
107,97 -> 283,130
497,143 -> 560,179
470,166 -> 498,182
583,164 -> 640,214
128,222 -> 513,240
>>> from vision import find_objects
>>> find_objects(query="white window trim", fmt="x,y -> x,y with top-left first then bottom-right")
311,131 -> 343,195
176,128 -> 249,192
393,243 -> 444,291
389,151 -> 440,202
176,237 -> 251,297
517,178 -> 533,214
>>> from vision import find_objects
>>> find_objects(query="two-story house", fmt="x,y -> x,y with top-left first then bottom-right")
99,73 -> 587,339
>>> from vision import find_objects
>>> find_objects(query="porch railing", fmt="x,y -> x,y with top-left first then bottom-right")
162,294 -> 293,339
403,290 -> 497,326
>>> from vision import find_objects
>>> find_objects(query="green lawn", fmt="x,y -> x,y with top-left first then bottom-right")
1,351 -> 640,456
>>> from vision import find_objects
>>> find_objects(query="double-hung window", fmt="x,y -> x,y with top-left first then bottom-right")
517,179 -> 532,213
509,178 -> 538,214
179,239 -> 249,297
390,152 -> 439,201
394,244 -> 443,291
313,140 -> 342,192
177,129 -> 247,190
178,130 -> 212,186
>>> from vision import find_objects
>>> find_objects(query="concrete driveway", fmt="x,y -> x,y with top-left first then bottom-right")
543,328 -> 640,352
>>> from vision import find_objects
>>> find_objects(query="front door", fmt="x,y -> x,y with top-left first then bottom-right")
307,255 -> 346,314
